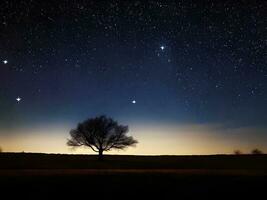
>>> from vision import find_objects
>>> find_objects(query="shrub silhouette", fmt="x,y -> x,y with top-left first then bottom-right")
234,150 -> 242,155
251,148 -> 263,155
67,115 -> 138,160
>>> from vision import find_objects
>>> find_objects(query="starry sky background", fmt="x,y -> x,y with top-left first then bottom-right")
0,0 -> 266,154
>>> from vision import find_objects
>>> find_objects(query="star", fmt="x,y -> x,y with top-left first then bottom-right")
160,46 -> 165,50
16,97 -> 21,102
132,100 -> 136,104
3,60 -> 8,64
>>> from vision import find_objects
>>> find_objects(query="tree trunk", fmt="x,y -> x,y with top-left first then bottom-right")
98,149 -> 103,160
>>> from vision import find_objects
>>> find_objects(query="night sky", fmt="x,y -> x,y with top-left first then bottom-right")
0,1 -> 266,155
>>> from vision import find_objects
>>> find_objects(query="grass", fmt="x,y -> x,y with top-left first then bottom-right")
1,152 -> 267,169
0,153 -> 267,198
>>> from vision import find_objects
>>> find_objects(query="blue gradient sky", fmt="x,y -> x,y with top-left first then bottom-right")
0,1 -> 266,154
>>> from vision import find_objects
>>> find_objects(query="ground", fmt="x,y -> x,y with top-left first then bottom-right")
0,153 -> 267,198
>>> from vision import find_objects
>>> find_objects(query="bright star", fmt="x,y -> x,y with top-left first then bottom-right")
16,97 -> 21,102
160,46 -> 165,50
132,100 -> 136,104
3,60 -> 8,64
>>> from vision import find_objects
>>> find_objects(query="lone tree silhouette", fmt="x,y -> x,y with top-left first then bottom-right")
67,115 -> 138,160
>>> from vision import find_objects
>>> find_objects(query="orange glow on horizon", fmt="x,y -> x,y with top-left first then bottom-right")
0,123 -> 267,155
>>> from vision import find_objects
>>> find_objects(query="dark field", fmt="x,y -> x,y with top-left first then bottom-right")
1,153 -> 267,198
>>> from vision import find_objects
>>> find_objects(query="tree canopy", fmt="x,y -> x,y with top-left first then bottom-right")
67,115 -> 138,159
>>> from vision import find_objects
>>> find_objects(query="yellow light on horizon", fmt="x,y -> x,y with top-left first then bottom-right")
0,123 -> 266,155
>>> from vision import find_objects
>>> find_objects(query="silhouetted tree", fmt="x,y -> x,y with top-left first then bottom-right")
0,146 -> 2,153
67,115 -> 138,160
234,150 -> 242,155
251,148 -> 263,155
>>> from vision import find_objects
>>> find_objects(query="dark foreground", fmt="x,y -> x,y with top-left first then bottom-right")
1,153 -> 267,198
